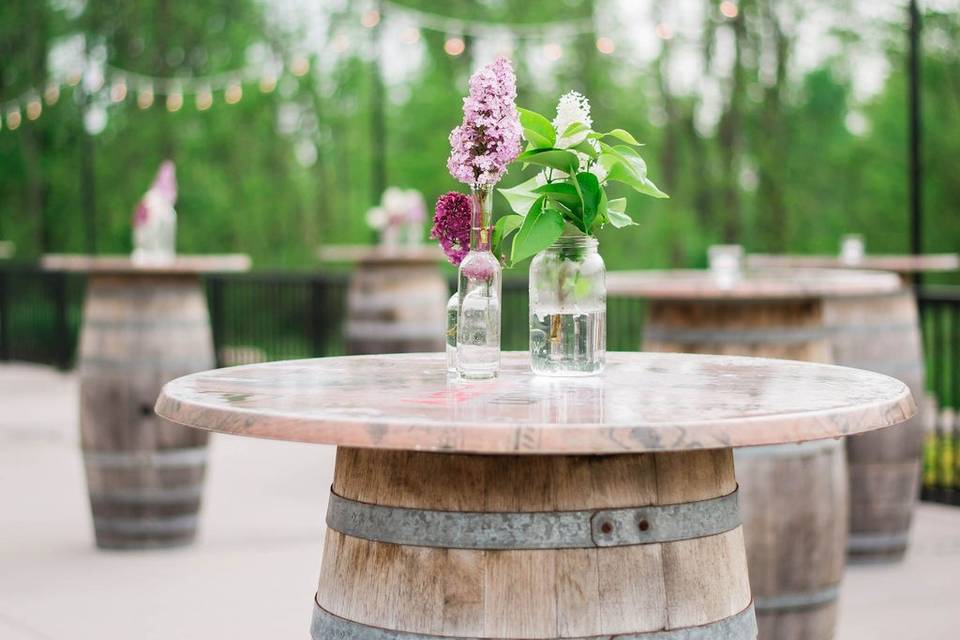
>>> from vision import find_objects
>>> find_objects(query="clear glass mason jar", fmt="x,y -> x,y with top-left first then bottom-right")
529,234 -> 606,376
445,292 -> 458,373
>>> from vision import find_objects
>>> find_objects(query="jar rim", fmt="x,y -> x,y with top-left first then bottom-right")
548,235 -> 599,250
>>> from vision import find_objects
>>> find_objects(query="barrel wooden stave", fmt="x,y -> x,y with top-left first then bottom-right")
824,291 -> 925,561
345,260 -> 447,355
80,275 -> 212,549
316,448 -> 754,639
644,298 -> 844,640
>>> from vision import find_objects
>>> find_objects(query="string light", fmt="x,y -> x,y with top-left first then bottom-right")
259,73 -> 277,93
401,26 -> 421,45
361,9 -> 381,28
544,42 -> 563,61
7,108 -> 22,130
44,84 -> 60,105
444,37 -> 465,56
596,37 -> 615,55
720,1 -> 739,19
655,23 -> 674,40
224,82 -> 243,105
332,33 -> 350,53
110,79 -> 128,102
137,86 -> 154,109
26,97 -> 42,121
196,87 -> 213,111
291,55 -> 310,77
166,89 -> 183,112
67,71 -> 82,87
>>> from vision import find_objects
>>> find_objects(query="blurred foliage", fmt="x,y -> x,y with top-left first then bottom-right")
0,0 -> 958,276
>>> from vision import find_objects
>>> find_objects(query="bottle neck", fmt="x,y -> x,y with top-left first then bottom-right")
469,186 -> 493,252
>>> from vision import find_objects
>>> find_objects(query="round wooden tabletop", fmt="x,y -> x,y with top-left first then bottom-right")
746,253 -> 959,274
156,352 -> 915,455
606,268 -> 901,300
41,254 -> 251,275
316,244 -> 445,265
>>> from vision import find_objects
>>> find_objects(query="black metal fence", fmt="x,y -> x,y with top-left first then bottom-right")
1,263 -> 957,503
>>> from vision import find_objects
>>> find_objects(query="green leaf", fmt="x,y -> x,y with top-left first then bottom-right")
518,107 -> 556,149
575,172 -> 602,232
516,148 -> 579,173
604,128 -> 642,145
606,198 -> 637,228
600,146 -> 669,199
604,161 -> 669,199
498,175 -> 542,216
510,196 -> 564,265
533,182 -> 581,208
493,214 -> 523,256
571,140 -> 599,160
559,121 -> 590,142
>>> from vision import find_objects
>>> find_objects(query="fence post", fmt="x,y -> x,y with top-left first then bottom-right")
0,268 -> 8,361
310,276 -> 327,357
208,276 -> 225,367
52,272 -> 70,370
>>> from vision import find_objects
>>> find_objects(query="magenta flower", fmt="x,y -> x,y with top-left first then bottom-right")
447,57 -> 522,188
431,192 -> 472,265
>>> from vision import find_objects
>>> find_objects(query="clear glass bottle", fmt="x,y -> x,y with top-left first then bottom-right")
456,186 -> 501,379
445,292 -> 458,373
529,234 -> 606,376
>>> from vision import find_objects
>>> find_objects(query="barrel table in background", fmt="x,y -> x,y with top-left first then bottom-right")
42,254 -> 250,550
607,268 -> 902,640
318,245 -> 447,355
747,253 -> 960,562
157,352 -> 913,639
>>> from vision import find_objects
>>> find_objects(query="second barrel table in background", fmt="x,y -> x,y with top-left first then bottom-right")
42,254 -> 250,549
607,268 -> 902,640
747,252 -> 959,562
318,245 -> 447,355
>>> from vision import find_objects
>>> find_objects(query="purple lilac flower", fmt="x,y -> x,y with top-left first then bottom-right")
447,57 -> 522,188
431,192 -> 472,265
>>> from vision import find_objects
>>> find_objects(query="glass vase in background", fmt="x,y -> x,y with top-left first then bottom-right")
446,292 -> 458,373
132,199 -> 177,266
529,234 -> 606,376
840,234 -> 865,265
708,244 -> 744,288
456,186 -> 501,379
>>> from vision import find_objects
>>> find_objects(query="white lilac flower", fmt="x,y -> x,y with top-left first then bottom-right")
553,91 -> 593,149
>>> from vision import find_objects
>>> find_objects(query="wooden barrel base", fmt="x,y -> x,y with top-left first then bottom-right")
79,275 -> 213,550
315,448 -> 756,639
825,290 -> 925,563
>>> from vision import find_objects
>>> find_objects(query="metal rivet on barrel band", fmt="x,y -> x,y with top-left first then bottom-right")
325,488 -> 740,550
311,601 -> 758,640
754,584 -> 840,613
83,447 -> 207,469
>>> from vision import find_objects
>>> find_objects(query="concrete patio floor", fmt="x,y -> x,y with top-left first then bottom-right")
1,363 -> 958,639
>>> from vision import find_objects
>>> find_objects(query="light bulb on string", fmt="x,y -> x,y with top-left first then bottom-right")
361,9 -> 381,29
26,98 -> 42,121
67,70 -> 82,87
7,108 -> 22,131
720,1 -> 739,19
166,89 -> 184,112
544,42 -> 563,61
110,78 -> 128,102
196,87 -> 213,111
291,55 -> 310,77
401,27 -> 420,45
596,37 -> 615,55
259,73 -> 277,93
44,84 -> 60,105
444,37 -> 465,56
137,85 -> 154,109
224,82 -> 243,105
332,33 -> 350,53
655,23 -> 674,40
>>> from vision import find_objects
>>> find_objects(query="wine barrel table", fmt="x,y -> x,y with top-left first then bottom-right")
747,253 -> 959,562
318,245 -> 447,355
156,351 -> 914,639
606,268 -> 902,640
42,254 -> 250,550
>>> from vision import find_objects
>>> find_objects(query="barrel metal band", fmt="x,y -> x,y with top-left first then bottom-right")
326,488 -> 740,550
89,484 -> 204,504
847,532 -> 909,553
311,601 -> 757,640
93,514 -> 198,536
83,447 -> 207,469
754,584 -> 840,613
